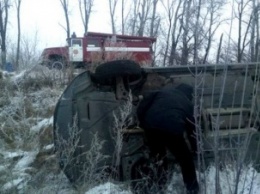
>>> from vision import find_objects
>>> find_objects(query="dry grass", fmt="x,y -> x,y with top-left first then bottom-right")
1,62 -> 260,194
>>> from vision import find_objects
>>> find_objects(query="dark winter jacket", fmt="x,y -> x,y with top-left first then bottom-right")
137,83 -> 195,135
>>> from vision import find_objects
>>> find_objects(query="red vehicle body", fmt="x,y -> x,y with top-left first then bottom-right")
40,32 -> 156,69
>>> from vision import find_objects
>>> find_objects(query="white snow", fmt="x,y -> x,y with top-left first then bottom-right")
14,151 -> 37,170
85,182 -> 132,194
11,70 -> 27,83
2,178 -> 24,190
0,165 -> 6,172
84,166 -> 260,194
30,117 -> 53,133
43,144 -> 54,150
200,165 -> 260,194
3,150 -> 25,159
1,70 -> 16,79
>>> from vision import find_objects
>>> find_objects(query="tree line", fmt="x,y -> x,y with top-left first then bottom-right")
0,0 -> 259,70
59,0 -> 260,65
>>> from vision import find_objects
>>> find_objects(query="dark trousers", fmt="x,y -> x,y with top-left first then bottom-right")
145,128 -> 199,192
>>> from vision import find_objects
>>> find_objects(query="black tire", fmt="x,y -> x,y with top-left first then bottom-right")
92,60 -> 142,85
50,60 -> 64,70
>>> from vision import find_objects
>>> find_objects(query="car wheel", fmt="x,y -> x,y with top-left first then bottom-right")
92,60 -> 143,85
51,60 -> 64,70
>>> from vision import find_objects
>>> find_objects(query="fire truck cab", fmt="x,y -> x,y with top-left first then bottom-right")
40,32 -> 156,69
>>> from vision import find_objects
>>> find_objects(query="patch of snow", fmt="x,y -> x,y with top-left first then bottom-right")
166,169 -> 185,194
56,188 -> 78,194
1,70 -> 16,79
30,117 -> 53,133
201,165 -> 260,194
84,166 -> 260,194
0,165 -> 6,172
14,151 -> 37,170
85,182 -> 132,194
43,144 -> 54,150
2,178 -> 24,191
1,151 -> 36,192
11,70 -> 26,83
3,150 -> 25,159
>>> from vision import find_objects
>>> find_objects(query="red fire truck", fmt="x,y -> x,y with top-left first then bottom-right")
39,32 -> 156,69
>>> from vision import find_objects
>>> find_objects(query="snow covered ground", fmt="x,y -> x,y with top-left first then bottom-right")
1,68 -> 260,194
80,164 -> 260,194
2,153 -> 260,194
85,166 -> 260,194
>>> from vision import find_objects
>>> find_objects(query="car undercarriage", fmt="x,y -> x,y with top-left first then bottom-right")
53,60 -> 260,185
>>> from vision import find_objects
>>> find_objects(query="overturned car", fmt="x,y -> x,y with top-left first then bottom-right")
53,60 -> 260,185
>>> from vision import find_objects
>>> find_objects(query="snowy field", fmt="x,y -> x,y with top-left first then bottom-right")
1,67 -> 260,194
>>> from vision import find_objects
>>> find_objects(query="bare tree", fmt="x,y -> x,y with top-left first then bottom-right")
8,30 -> 41,69
216,33 -> 223,63
109,0 -> 118,34
125,0 -> 161,37
60,0 -> 71,39
15,0 -> 21,69
255,2 -> 260,61
78,0 -> 94,34
158,0 -> 228,65
250,0 -> 260,62
215,0 -> 259,63
137,0 -> 152,36
202,0 -> 226,64
180,0 -> 192,65
189,0 -> 226,64
126,0 -> 153,36
19,31 -> 41,68
119,0 -> 131,35
160,0 -> 174,66
0,0 -> 9,69
149,0 -> 159,37
193,0 -> 202,65
121,0 -> 125,34
168,0 -> 182,66
129,0 -> 140,35
121,0 -> 126,34
160,0 -> 182,66
236,0 -> 252,62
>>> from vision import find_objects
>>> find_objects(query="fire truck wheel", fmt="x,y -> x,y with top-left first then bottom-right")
51,60 -> 64,70
93,60 -> 142,85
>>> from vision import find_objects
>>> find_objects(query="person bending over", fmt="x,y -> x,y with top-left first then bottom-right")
137,83 -> 199,194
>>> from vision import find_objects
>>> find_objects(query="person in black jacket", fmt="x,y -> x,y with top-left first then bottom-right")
137,83 -> 199,194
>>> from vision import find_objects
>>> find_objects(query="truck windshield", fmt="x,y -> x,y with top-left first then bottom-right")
71,39 -> 82,47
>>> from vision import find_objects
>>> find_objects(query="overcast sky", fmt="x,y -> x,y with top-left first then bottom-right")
9,0 -> 112,50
